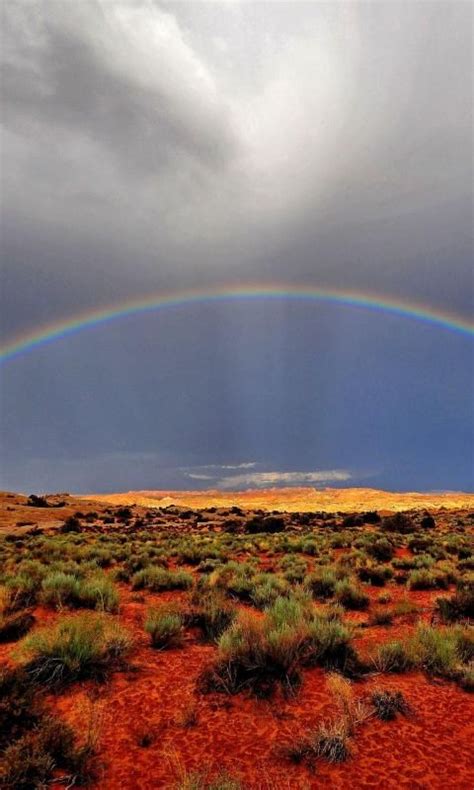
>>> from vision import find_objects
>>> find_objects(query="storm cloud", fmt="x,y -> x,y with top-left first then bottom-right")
2,1 -> 472,325
0,1 -> 472,493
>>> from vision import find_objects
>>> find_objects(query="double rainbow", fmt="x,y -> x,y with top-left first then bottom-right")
1,283 -> 472,363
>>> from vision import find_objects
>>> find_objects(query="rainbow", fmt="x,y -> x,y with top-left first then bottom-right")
1,283 -> 473,363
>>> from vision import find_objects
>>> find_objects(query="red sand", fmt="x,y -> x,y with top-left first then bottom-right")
40,586 -> 474,790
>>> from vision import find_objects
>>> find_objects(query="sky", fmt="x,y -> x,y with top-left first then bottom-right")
0,0 -> 473,494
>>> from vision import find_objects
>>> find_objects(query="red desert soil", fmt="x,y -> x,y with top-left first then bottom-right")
1,489 -> 473,788
11,584 -> 469,790
80,486 -> 474,513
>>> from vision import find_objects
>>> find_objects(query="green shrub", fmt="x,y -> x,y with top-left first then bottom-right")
381,513 -> 414,534
366,538 -> 394,562
436,583 -> 474,622
408,569 -> 449,590
41,572 -> 81,608
250,574 -> 289,608
335,580 -> 369,611
41,572 -> 119,612
369,609 -> 394,626
5,575 -> 39,610
357,564 -> 393,586
131,567 -> 193,592
79,576 -> 119,612
189,592 -> 236,642
305,569 -> 337,599
373,641 -> 414,673
145,609 -> 183,649
199,595 -> 362,696
21,613 -> 131,687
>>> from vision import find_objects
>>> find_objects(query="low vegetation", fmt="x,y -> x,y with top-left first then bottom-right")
20,612 -> 132,688
0,494 -> 472,788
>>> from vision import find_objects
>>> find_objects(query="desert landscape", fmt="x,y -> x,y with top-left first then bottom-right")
1,3 -> 473,789
1,488 -> 473,789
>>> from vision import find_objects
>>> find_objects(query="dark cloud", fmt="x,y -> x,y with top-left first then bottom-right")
1,1 -> 472,492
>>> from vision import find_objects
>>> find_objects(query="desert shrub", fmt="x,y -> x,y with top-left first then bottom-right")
205,610 -> 305,695
199,595 -> 362,696
366,538 -> 394,562
0,667 -> 39,749
335,580 -> 369,611
1,715 -> 94,789
305,618 -> 360,674
5,574 -> 39,610
381,513 -> 414,534
408,569 -> 449,590
357,564 -> 393,586
0,667 -> 96,787
27,494 -> 50,508
410,624 -> 470,676
21,613 -> 131,687
189,592 -> 236,642
408,536 -> 433,554
369,609 -> 394,626
374,625 -> 472,680
250,574 -> 289,608
393,598 -> 420,617
0,607 -> 35,643
41,572 -> 119,612
305,569 -> 337,599
41,572 -> 81,608
145,608 -> 183,649
60,515 -> 82,534
420,514 -> 436,529
245,515 -> 285,534
131,567 -> 193,592
116,507 -> 133,521
363,511 -> 381,524
175,770 -> 242,790
78,576 -> 119,612
457,667 -> 474,692
370,689 -> 411,720
287,717 -> 352,767
436,582 -> 474,622
209,562 -> 255,602
279,556 -> 307,583
373,641 -> 414,673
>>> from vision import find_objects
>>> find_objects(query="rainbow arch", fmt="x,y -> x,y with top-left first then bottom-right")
1,283 -> 473,362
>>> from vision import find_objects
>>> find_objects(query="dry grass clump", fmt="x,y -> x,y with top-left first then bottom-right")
175,770 -> 242,790
370,689 -> 412,720
286,675 -> 368,769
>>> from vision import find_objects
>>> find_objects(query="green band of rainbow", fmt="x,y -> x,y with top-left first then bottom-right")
1,284 -> 473,363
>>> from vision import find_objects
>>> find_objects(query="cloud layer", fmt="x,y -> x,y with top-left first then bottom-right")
2,0 -> 472,334
1,1 -> 472,494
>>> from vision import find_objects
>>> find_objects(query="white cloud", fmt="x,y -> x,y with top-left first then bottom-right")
216,469 -> 352,490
